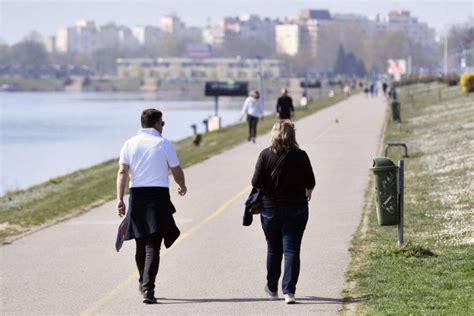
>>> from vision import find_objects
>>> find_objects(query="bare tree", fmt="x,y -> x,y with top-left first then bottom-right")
10,33 -> 50,77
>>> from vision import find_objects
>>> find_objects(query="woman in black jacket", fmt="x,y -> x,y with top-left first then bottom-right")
251,119 -> 315,304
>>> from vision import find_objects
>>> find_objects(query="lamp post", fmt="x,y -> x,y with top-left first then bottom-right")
444,35 -> 449,76
256,55 -> 265,113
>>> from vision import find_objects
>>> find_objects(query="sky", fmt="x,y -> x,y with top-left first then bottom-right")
0,0 -> 473,44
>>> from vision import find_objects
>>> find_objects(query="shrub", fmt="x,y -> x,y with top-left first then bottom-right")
393,74 -> 437,87
439,73 -> 460,86
460,73 -> 474,93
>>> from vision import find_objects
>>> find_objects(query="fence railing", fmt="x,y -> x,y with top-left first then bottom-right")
402,84 -> 461,105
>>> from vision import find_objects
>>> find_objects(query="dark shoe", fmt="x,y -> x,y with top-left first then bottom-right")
143,290 -> 157,304
138,283 -> 145,295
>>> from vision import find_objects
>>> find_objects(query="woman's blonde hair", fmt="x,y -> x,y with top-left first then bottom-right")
270,119 -> 299,154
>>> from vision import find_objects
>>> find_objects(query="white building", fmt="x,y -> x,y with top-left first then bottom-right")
275,9 -> 436,59
275,10 -> 331,58
160,15 -> 185,35
203,26 -> 225,47
204,14 -> 277,49
118,27 -> 140,51
45,36 -> 56,53
98,23 -> 119,49
55,20 -> 141,53
55,26 -> 78,53
132,25 -> 161,47
75,20 -> 98,53
385,11 -> 436,49
275,24 -> 300,56
55,20 -> 98,53
332,14 -> 376,37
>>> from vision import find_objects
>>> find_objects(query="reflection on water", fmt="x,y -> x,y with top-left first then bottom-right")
0,91 -> 274,195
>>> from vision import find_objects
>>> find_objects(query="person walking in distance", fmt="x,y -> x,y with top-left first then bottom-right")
251,120 -> 315,304
276,88 -> 294,120
116,108 -> 187,304
241,90 -> 264,143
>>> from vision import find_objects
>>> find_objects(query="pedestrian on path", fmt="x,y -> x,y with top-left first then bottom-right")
116,108 -> 187,304
241,90 -> 264,143
251,120 -> 315,304
276,88 -> 294,120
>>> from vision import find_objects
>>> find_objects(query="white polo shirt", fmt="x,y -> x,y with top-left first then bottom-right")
119,128 -> 180,188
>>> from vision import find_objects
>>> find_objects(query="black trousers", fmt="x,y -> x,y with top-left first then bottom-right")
247,115 -> 259,141
135,233 -> 163,292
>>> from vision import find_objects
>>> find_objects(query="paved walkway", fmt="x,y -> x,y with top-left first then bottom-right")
1,94 -> 386,315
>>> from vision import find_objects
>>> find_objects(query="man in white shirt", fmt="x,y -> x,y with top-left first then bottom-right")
241,89 -> 264,143
116,108 -> 186,304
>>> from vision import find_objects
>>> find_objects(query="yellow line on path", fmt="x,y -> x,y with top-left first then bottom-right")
80,185 -> 252,316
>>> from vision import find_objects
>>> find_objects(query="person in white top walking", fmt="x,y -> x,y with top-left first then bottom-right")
241,90 -> 264,143
116,108 -> 187,304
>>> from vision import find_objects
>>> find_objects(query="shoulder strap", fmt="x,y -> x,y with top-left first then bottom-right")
270,151 -> 288,178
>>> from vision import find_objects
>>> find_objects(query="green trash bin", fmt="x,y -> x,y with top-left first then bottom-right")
391,101 -> 401,122
370,157 -> 399,226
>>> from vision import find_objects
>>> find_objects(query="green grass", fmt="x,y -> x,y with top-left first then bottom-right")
344,85 -> 474,315
0,78 -> 64,91
0,93 -> 346,244
85,78 -> 142,91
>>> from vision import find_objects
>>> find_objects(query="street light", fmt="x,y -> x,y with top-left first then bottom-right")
256,55 -> 265,113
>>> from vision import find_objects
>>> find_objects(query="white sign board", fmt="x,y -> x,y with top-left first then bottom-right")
387,59 -> 407,75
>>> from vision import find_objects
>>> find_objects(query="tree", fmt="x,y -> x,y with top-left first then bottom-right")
333,45 -> 366,77
11,36 -> 50,77
91,48 -> 119,75
0,42 -> 12,67
213,32 -> 276,59
334,45 -> 346,75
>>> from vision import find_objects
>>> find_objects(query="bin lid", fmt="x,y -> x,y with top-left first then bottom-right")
370,157 -> 398,172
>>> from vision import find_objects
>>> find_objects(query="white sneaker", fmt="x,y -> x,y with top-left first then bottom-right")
284,293 -> 296,304
264,285 -> 278,300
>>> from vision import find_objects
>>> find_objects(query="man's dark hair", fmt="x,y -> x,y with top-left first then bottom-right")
141,108 -> 162,128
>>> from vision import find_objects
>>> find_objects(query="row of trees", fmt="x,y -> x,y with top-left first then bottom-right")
0,31 -> 204,76
1,19 -> 472,78
279,18 -> 472,77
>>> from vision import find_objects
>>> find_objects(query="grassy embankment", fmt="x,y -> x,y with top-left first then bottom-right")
0,93 -> 346,244
0,77 -> 143,92
0,78 -> 64,91
343,84 -> 473,314
84,78 -> 142,91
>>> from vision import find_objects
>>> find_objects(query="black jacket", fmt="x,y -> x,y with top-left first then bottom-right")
116,187 -> 180,251
242,187 -> 262,226
252,147 -> 315,201
276,95 -> 294,119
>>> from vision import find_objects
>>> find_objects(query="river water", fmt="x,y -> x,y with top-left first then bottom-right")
0,91 -> 272,195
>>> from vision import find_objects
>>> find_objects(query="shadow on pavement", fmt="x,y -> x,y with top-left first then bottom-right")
155,296 -> 358,305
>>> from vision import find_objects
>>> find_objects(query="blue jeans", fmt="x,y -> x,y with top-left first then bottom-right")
260,200 -> 309,294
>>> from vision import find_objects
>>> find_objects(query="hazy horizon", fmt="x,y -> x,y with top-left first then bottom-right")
0,0 -> 472,44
